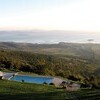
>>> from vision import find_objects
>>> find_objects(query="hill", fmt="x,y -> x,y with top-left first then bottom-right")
0,42 -> 100,87
1,42 -> 100,57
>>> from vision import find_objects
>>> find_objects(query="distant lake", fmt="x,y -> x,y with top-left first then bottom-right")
10,75 -> 53,84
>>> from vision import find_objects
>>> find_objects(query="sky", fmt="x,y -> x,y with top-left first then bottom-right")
0,0 -> 100,43
0,0 -> 100,32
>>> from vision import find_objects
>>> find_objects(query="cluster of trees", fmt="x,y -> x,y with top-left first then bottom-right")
0,50 -> 100,88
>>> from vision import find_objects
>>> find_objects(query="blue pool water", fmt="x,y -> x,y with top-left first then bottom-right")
10,75 -> 53,84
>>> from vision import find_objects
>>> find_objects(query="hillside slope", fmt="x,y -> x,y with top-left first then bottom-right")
0,42 -> 100,87
1,42 -> 100,57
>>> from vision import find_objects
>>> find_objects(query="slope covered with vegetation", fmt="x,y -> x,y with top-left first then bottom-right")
0,80 -> 100,100
0,42 -> 100,88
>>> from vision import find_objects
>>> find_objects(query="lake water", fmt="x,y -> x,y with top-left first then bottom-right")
10,75 -> 53,84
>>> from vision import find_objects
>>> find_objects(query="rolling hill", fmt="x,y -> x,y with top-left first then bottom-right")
0,42 -> 100,88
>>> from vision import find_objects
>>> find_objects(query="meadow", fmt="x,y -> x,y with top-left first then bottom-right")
0,80 -> 100,100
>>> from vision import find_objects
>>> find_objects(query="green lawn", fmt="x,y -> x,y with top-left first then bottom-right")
0,80 -> 100,100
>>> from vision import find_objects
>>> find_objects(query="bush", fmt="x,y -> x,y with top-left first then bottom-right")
43,82 -> 48,85
49,83 -> 55,85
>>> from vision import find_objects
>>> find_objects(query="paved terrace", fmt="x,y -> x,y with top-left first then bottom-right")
3,72 -> 18,80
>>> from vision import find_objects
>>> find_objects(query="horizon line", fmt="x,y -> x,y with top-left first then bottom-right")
0,41 -> 99,44
0,29 -> 100,33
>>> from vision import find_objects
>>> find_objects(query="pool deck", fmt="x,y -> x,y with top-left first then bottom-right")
3,72 -> 18,80
52,77 -> 64,86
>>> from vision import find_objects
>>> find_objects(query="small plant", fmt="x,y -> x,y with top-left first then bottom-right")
21,79 -> 25,82
49,83 -> 55,85
43,82 -> 48,85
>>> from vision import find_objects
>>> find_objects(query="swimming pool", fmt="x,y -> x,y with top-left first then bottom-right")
10,75 -> 53,84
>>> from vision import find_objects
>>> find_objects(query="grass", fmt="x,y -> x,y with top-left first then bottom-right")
0,80 -> 100,100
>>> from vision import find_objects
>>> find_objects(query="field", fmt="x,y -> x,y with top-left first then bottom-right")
0,80 -> 100,100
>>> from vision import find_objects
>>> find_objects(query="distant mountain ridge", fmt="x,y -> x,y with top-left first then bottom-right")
0,42 -> 100,58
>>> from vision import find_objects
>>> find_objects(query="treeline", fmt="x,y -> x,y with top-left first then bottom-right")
0,50 -> 100,88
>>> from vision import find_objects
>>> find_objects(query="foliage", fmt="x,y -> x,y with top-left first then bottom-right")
0,42 -> 100,88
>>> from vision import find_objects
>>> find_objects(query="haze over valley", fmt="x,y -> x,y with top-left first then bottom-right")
0,30 -> 100,43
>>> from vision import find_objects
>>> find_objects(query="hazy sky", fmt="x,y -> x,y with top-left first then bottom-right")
0,0 -> 100,32
0,0 -> 100,43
